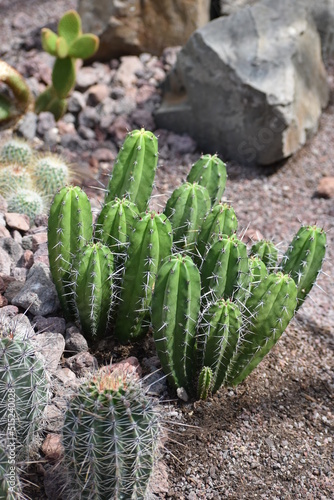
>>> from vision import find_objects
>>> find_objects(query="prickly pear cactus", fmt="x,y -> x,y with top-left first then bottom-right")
48,186 -> 93,321
186,153 -> 227,206
0,138 -> 33,166
73,242 -> 114,341
62,368 -> 161,499
6,188 -> 45,222
105,128 -> 158,213
0,314 -> 50,450
280,225 -> 327,309
114,211 -> 172,342
152,254 -> 201,394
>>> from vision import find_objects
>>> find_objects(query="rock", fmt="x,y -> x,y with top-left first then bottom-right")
76,66 -> 99,90
65,352 -> 98,377
316,176 -> 334,198
109,115 -> 131,142
78,0 -> 211,59
0,226 -> 11,238
86,83 -> 110,105
67,90 -> 86,113
17,249 -> 34,269
41,433 -> 64,462
37,112 -> 56,136
17,111 -> 37,140
11,262 -> 60,316
115,56 -> 144,87
5,213 -> 30,232
155,0 -> 329,166
4,280 -> 25,303
31,232 -> 48,252
0,237 -> 23,265
0,247 -> 12,275
55,367 -> 77,386
34,316 -> 66,335
78,106 -> 99,129
65,325 -> 89,354
13,267 -> 28,282
0,295 -> 8,307
32,332 -> 65,373
43,404 -> 65,433
166,133 -> 197,155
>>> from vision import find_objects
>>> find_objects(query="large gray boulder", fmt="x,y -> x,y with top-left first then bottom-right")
155,0 -> 329,165
78,0 -> 211,60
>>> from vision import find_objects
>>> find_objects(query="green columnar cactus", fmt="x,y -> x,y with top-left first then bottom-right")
95,197 -> 139,253
195,202 -> 238,264
114,211 -> 172,342
152,254 -> 201,394
0,138 -> 33,166
198,299 -> 242,393
62,369 -> 161,499
0,60 -> 33,130
225,272 -> 297,386
48,186 -> 93,321
200,234 -> 249,302
197,366 -> 213,400
186,153 -> 227,206
280,225 -> 327,310
250,239 -> 279,269
0,315 -> 50,451
32,154 -> 70,199
164,182 -> 211,252
6,188 -> 45,222
73,242 -> 114,341
104,129 -> 158,212
35,10 -> 99,120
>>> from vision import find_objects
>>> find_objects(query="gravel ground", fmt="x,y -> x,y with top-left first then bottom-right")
0,1 -> 333,499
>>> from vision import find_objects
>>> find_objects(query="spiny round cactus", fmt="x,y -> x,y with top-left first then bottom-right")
6,188 -> 45,223
0,164 -> 33,197
0,138 -> 33,166
0,314 -> 50,452
32,154 -> 70,198
62,368 -> 161,500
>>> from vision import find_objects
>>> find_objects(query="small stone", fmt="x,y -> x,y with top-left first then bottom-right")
41,433 -> 64,462
0,226 -> 11,238
4,280 -> 25,303
32,332 -> 65,373
67,90 -> 86,113
5,213 -> 30,232
37,112 -> 56,136
55,367 -> 77,386
87,83 -> 110,105
13,267 -> 28,282
11,229 -> 22,244
76,67 -> 99,90
0,295 -> 8,307
176,387 -> 189,402
34,316 -> 66,335
316,176 -> 334,198
65,352 -> 98,377
115,56 -> 144,87
0,305 -> 19,317
0,238 -> 23,265
167,133 -> 197,155
108,115 -> 131,141
31,232 -> 48,252
17,112 -> 37,140
44,404 -> 65,432
65,326 -> 89,354
0,247 -> 12,275
18,249 -> 34,269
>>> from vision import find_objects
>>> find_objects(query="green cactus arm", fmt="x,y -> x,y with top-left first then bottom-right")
68,34 -> 100,59
250,239 -> 279,270
52,57 -> 76,99
152,254 -> 200,393
55,36 -> 69,58
114,212 -> 173,342
164,182 -> 211,252
41,28 -> 58,55
197,366 -> 213,400
201,234 -> 249,302
279,225 -> 326,309
225,272 -> 297,386
47,186 -> 93,321
73,242 -> 114,341
187,153 -> 227,206
105,129 -> 158,212
0,60 -> 33,129
58,10 -> 82,45
35,85 -> 67,120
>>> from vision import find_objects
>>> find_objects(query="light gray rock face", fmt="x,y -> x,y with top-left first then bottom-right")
155,0 -> 329,165
78,0 -> 211,59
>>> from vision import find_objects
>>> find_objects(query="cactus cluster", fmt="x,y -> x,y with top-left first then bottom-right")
0,138 -> 71,223
62,367 -> 161,499
48,128 -> 327,400
35,10 -> 99,120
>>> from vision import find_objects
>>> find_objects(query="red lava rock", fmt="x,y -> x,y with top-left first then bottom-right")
5,213 -> 30,232
0,275 -> 15,290
41,433 -> 64,462
316,176 -> 334,198
100,357 -> 142,381
20,249 -> 34,269
31,232 -> 48,252
0,226 -> 11,238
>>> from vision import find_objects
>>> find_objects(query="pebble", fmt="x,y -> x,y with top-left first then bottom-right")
316,176 -> 334,198
5,213 -> 30,232
65,325 -> 89,354
32,332 -> 65,373
65,352 -> 98,377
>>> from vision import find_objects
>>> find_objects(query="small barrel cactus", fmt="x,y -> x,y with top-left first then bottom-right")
62,368 -> 161,499
32,154 -> 70,199
6,188 -> 45,222
0,138 -> 33,166
0,164 -> 33,197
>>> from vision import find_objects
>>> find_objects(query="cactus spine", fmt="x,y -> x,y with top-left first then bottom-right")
280,225 -> 327,309
105,129 -> 158,212
62,369 -> 161,499
6,188 -> 45,222
250,239 -> 279,269
48,186 -> 93,321
32,154 -> 70,199
186,153 -> 227,206
114,211 -> 172,342
73,242 -> 114,341
0,138 -> 33,166
152,254 -> 201,394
